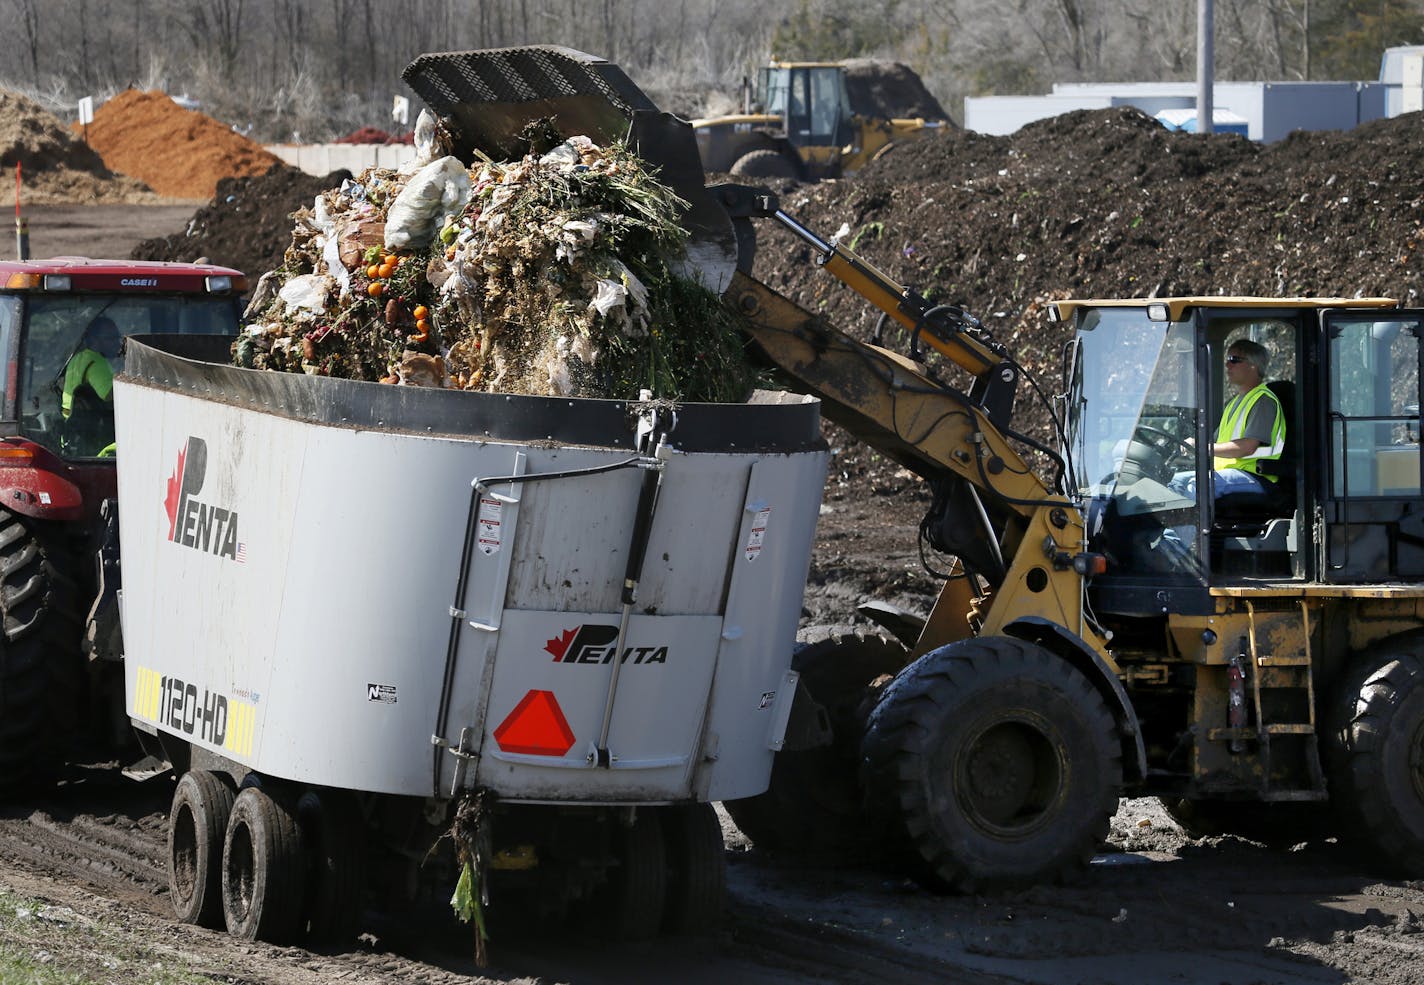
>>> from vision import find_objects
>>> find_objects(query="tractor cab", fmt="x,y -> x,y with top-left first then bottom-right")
1060,297 -> 1423,606
0,259 -> 244,522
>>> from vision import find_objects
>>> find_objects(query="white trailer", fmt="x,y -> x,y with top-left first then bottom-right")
118,335 -> 826,944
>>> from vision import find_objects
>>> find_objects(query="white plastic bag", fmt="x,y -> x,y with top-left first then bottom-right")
278,274 -> 329,315
385,156 -> 470,251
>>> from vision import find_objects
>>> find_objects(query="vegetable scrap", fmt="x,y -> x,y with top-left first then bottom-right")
236,128 -> 755,403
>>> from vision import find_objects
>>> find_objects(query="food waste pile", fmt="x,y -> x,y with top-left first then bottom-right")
237,127 -> 752,401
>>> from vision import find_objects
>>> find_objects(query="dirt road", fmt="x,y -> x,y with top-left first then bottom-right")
3,763 -> 1423,984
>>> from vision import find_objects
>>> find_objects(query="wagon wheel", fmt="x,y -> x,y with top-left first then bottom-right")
168,770 -> 237,927
660,803 -> 726,934
222,785 -> 306,943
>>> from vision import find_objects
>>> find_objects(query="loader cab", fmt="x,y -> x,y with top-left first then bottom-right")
1061,297 -> 1422,611
755,63 -> 855,152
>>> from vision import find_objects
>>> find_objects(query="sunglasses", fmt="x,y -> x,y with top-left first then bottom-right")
1225,355 -> 1246,364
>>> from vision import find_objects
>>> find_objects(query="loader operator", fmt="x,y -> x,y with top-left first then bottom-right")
60,316 -> 121,456
1170,339 -> 1286,506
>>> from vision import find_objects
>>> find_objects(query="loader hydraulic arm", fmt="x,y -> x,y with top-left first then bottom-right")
725,266 -> 1109,659
722,186 -> 1021,428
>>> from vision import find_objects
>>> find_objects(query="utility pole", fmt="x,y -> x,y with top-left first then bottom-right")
1198,0 -> 1214,133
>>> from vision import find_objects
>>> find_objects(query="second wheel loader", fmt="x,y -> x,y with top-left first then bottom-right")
413,45 -> 1424,893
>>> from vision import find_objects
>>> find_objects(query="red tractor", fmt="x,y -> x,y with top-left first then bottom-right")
0,257 -> 246,790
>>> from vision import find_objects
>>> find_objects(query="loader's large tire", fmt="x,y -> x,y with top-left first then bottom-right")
222,786 -> 306,943
861,636 -> 1121,894
297,788 -> 366,948
1333,648 -> 1424,875
0,510 -> 82,794
722,630 -> 906,857
730,149 -> 798,179
660,803 -> 726,935
169,770 -> 238,927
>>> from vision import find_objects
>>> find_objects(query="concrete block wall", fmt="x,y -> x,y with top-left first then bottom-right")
264,143 -> 417,176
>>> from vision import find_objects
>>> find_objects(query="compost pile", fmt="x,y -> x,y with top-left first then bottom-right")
0,91 -> 154,204
238,132 -> 752,401
81,89 -> 283,199
131,164 -> 352,275
753,105 -> 1424,449
842,60 -> 950,121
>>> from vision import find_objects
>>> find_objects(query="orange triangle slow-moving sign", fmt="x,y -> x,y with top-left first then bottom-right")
493,689 -> 577,756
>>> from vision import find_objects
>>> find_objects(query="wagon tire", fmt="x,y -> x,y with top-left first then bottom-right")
222,785 -> 306,943
600,810 -> 667,940
297,788 -> 366,948
661,803 -> 726,934
168,770 -> 237,927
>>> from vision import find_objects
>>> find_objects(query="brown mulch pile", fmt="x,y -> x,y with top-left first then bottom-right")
80,89 -> 284,200
131,164 -> 351,276
0,91 -> 155,204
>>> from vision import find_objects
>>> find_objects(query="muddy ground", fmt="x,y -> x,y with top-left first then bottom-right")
7,202 -> 1424,984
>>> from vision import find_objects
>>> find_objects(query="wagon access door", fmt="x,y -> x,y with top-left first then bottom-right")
440,435 -> 821,805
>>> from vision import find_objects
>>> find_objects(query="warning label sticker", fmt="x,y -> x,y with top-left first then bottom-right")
745,506 -> 771,561
477,497 -> 503,555
367,683 -> 398,704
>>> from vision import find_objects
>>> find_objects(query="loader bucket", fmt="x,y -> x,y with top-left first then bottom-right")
402,45 -> 738,292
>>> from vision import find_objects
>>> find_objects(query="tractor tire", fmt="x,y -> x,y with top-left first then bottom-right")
0,509 -> 82,794
860,635 -> 1121,894
222,785 -> 306,943
1333,648 -> 1424,875
660,803 -> 726,935
1157,797 -> 1333,847
598,810 -> 667,941
729,149 -> 798,179
297,788 -> 366,948
722,630 -> 906,857
168,770 -> 237,927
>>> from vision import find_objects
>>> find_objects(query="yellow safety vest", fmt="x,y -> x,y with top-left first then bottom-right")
1214,383 -> 1285,481
61,348 -> 114,418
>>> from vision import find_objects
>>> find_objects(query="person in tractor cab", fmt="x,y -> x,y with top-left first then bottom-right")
60,316 -> 121,456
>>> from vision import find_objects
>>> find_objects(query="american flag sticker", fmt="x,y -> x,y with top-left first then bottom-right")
235,543 -> 247,564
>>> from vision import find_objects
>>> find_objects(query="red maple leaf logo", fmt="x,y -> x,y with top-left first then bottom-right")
164,445 -> 186,541
544,628 -> 578,662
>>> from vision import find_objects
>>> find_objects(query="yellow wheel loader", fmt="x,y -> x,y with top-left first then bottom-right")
692,61 -> 947,180
405,45 -> 1424,893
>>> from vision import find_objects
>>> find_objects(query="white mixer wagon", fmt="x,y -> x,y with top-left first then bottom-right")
118,335 -> 827,944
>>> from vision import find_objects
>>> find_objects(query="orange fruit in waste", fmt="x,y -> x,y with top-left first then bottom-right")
416,318 -> 430,333
367,282 -> 384,298
412,305 -> 429,320
366,264 -> 381,279
379,263 -> 396,278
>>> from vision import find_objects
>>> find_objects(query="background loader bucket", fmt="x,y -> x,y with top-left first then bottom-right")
402,45 -> 738,292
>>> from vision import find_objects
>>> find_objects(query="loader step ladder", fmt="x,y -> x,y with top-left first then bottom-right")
1205,599 -> 1326,801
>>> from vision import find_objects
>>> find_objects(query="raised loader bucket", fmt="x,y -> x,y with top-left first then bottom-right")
402,45 -> 738,292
